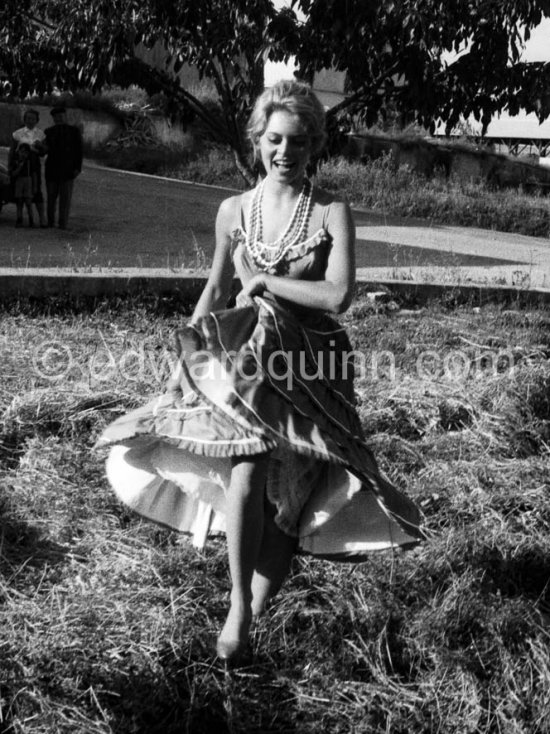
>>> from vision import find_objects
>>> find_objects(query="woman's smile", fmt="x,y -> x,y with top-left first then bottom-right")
259,110 -> 311,184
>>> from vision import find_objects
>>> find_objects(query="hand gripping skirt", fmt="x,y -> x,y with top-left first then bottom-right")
97,297 -> 423,559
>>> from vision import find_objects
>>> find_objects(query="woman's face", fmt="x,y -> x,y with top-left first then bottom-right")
258,110 -> 311,186
24,113 -> 38,129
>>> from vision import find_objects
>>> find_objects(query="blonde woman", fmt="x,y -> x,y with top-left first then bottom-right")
99,80 -> 422,666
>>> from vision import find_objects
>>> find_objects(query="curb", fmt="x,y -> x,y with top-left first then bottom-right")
1,271 -> 549,308
354,279 -> 550,306
0,272 -> 208,306
83,158 -> 243,193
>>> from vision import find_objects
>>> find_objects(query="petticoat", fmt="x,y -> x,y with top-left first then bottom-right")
98,296 -> 423,559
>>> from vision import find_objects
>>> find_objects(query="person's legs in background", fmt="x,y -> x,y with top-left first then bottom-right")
58,179 -> 74,229
34,189 -> 47,228
15,197 -> 24,227
14,177 -> 34,227
23,196 -> 34,227
46,180 -> 60,227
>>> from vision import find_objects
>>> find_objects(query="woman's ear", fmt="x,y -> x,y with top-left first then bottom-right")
252,141 -> 261,164
251,147 -> 265,178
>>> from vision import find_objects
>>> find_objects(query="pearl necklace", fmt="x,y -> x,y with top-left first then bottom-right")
245,178 -> 312,271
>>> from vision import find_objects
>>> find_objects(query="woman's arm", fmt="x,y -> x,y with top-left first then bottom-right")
240,199 -> 356,314
189,196 -> 237,326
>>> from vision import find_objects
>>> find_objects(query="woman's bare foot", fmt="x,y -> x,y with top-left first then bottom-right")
216,603 -> 253,665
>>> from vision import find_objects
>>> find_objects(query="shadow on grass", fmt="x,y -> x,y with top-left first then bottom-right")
480,547 -> 550,604
0,431 -> 25,471
98,654 -> 303,734
0,510 -> 70,580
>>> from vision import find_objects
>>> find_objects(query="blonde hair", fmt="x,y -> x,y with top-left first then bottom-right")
247,80 -> 327,163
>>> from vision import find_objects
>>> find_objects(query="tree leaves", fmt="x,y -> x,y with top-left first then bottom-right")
294,0 -> 550,134
1,0 -> 549,177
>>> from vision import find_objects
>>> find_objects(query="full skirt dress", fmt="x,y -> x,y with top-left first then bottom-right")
98,287 -> 423,559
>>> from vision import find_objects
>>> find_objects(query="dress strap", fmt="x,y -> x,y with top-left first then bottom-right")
321,199 -> 333,230
239,198 -> 246,230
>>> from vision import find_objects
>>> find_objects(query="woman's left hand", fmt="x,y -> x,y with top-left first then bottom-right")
236,273 -> 268,307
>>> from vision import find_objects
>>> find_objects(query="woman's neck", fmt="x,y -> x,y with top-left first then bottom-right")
261,176 -> 305,201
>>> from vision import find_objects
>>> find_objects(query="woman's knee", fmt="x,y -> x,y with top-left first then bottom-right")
229,454 -> 270,497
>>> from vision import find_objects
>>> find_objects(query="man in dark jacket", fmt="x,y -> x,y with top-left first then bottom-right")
44,106 -> 83,229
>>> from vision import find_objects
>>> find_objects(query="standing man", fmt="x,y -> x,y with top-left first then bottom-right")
44,106 -> 83,229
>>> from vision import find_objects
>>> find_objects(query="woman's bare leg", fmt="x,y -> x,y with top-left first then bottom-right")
218,454 -> 270,653
251,510 -> 297,617
25,198 -> 34,226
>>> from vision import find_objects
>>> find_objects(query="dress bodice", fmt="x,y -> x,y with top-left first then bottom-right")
230,225 -> 332,282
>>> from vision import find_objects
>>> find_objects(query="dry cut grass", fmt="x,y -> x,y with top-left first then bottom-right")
0,294 -> 549,733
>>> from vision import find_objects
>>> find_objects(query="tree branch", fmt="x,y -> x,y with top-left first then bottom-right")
15,9 -> 57,32
325,59 -> 403,120
218,55 -> 245,153
134,61 -> 231,143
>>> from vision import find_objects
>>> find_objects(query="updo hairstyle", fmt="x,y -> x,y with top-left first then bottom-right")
247,80 -> 327,164
23,108 -> 40,124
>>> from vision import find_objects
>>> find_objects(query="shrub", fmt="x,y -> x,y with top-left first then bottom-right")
315,156 -> 550,237
159,144 -> 244,188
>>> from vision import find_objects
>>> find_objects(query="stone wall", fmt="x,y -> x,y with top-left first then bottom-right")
346,133 -> 550,191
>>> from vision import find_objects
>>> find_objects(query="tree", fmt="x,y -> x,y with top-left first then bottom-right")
0,1 -> 65,97
3,1 -> 550,180
0,0 -> 300,185
295,0 -> 550,136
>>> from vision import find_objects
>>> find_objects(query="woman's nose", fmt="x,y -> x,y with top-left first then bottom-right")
278,138 -> 290,155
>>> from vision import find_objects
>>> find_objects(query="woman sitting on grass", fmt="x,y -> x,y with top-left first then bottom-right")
98,80 -> 423,666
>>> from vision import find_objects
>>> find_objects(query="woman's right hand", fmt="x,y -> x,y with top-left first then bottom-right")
235,291 -> 256,308
235,273 -> 267,308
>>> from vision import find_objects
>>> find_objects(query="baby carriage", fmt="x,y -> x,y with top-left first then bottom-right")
0,161 -> 14,216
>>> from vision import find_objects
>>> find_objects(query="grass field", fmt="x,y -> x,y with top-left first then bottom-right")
1,292 -> 549,733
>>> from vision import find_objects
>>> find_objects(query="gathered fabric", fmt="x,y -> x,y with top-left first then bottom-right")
99,295 -> 422,557
98,208 -> 423,558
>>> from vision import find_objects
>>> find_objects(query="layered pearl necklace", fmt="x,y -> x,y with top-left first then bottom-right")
245,178 -> 313,271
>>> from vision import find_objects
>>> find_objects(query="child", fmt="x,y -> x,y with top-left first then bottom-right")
10,143 -> 37,227
11,108 -> 47,227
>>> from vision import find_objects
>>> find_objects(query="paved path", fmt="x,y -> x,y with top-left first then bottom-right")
353,212 -> 550,289
1,153 -> 549,289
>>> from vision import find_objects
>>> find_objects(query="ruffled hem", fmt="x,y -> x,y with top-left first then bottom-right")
99,298 -> 424,553
105,439 -> 420,557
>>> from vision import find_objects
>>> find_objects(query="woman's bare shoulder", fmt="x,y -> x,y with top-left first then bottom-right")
311,185 -> 352,228
312,185 -> 350,208
218,190 -> 253,218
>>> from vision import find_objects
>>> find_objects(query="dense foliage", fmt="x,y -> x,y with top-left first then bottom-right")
296,0 -> 550,133
2,0 -> 550,180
